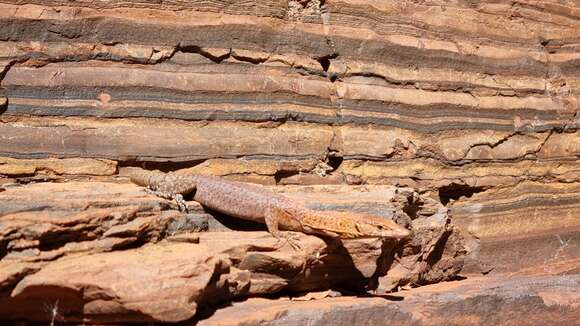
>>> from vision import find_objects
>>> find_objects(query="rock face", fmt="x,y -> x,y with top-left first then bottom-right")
198,275 -> 580,326
0,181 -> 463,323
1,0 -> 579,324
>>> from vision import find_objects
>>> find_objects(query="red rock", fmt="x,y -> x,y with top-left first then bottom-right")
1,0 -> 579,323
198,276 -> 580,326
0,181 -> 464,323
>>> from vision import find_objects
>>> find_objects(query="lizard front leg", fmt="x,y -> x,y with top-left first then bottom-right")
145,188 -> 189,212
172,193 -> 188,212
264,206 -> 301,250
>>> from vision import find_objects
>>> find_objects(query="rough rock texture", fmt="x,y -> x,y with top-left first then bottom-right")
199,275 -> 580,326
0,181 -> 463,323
1,1 -> 579,277
1,0 -> 580,324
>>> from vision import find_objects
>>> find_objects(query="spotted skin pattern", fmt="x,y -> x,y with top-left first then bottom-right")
128,168 -> 411,242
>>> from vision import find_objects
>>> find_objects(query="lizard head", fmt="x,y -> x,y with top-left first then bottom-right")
351,217 -> 411,240
315,211 -> 412,240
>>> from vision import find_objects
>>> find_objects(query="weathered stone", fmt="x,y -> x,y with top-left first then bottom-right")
0,157 -> 117,176
0,118 -> 334,162
198,275 -> 580,326
1,0 -> 579,324
0,181 -> 464,323
449,181 -> 580,275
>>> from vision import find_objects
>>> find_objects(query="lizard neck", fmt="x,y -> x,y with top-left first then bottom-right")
293,208 -> 348,238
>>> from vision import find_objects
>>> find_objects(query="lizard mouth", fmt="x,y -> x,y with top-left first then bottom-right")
377,226 -> 412,240
375,228 -> 411,240
393,228 -> 412,239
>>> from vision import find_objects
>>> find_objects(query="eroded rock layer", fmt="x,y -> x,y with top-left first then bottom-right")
0,180 -> 464,322
198,275 -> 580,326
1,0 -> 580,322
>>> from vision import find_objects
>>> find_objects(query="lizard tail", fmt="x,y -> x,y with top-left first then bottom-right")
125,167 -> 156,187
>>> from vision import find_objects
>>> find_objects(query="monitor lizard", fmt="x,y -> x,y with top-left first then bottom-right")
126,168 -> 411,246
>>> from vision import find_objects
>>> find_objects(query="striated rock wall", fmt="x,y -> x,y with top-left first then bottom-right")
1,0 -> 580,321
198,276 -> 580,326
0,181 -> 464,322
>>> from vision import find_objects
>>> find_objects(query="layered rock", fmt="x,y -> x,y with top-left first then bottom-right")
0,180 -> 463,323
198,275 -> 580,326
1,0 -> 580,323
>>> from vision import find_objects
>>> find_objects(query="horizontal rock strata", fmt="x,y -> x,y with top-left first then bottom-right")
1,0 -> 580,323
450,181 -> 580,275
0,181 -> 464,323
198,275 -> 580,326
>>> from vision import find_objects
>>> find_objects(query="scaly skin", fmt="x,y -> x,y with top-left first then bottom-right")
127,168 -> 411,241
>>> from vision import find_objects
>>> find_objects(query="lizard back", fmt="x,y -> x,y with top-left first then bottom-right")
192,174 -> 305,223
127,168 -> 304,222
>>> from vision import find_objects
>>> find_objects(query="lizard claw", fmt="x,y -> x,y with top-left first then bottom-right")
274,232 -> 302,251
272,232 -> 302,251
286,238 -> 302,251
286,234 -> 302,251
144,188 -> 157,196
311,251 -> 328,265
145,188 -> 189,212
174,194 -> 189,213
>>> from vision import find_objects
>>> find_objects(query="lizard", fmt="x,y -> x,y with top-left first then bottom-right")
126,167 -> 411,246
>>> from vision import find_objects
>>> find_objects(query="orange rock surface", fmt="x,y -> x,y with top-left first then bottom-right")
1,0 -> 579,324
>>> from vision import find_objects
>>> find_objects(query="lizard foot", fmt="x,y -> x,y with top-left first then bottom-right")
173,194 -> 189,213
300,251 -> 329,274
145,189 -> 189,212
286,234 -> 302,251
145,187 -> 159,196
145,188 -> 173,200
311,251 -> 328,265
273,233 -> 302,251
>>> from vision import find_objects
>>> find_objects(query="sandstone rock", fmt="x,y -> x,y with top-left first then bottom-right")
0,181 -> 465,323
1,0 -> 579,324
0,118 -> 334,163
449,181 -> 580,276
7,240 -> 235,322
198,275 -> 580,326
0,157 -> 117,176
